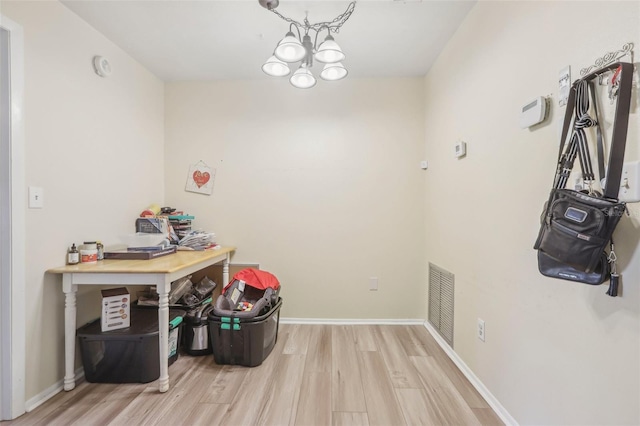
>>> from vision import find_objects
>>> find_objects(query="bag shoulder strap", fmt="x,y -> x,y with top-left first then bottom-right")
554,79 -> 597,189
554,62 -> 633,198
557,82 -> 577,162
589,81 -> 605,181
602,62 -> 633,199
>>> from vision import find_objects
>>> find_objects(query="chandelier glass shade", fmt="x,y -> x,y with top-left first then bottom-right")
274,31 -> 306,63
262,55 -> 291,77
320,62 -> 348,81
290,65 -> 317,89
315,35 -> 345,63
260,1 -> 355,89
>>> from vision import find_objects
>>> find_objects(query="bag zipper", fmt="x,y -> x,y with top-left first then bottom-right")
550,220 -> 605,244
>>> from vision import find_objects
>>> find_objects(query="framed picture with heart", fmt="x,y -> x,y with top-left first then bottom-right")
185,160 -> 215,195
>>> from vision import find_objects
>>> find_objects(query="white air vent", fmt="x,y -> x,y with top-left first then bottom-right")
428,263 -> 455,347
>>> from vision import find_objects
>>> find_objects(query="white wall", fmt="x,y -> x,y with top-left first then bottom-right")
165,79 -> 426,319
423,1 -> 640,424
1,1 -> 164,401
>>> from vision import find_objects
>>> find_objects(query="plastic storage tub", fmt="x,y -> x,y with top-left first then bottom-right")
77,308 -> 185,383
209,298 -> 282,367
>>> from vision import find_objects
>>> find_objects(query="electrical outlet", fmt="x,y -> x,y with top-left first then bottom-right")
477,318 -> 485,342
369,277 -> 378,291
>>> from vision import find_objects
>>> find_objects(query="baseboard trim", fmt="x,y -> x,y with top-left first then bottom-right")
423,321 -> 518,426
280,317 -> 425,325
25,367 -> 84,413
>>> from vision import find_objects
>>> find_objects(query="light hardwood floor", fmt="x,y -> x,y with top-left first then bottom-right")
7,324 -> 503,426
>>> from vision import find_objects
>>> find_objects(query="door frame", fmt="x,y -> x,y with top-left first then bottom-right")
0,14 -> 26,421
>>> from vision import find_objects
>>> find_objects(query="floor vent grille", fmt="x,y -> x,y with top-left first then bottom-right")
428,263 -> 454,348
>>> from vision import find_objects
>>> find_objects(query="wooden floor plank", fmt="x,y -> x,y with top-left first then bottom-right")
472,407 -> 504,426
8,381 -> 92,426
218,327 -> 288,426
434,352 -> 490,409
110,350 -> 210,423
407,325 -> 449,358
183,403 -> 230,425
255,354 -> 306,425
304,325 -> 332,373
410,356 -> 482,426
409,355 -> 454,393
358,351 -> 407,426
198,364 -> 248,404
294,372 -> 331,426
397,325 -> 430,357
332,412 -> 370,426
282,324 -> 312,355
353,325 -> 378,352
106,386 -> 167,426
394,388 -> 441,425
70,383 -> 148,426
331,326 -> 367,412
374,326 -> 424,389
409,326 -> 490,409
137,372 -> 216,426
41,384 -> 122,426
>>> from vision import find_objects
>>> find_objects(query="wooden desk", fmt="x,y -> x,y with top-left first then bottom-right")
47,247 -> 236,393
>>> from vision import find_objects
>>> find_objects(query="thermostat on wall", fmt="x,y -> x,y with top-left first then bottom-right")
454,141 -> 467,158
520,96 -> 547,129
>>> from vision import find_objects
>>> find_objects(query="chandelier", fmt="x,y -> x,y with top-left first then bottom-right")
259,0 -> 356,89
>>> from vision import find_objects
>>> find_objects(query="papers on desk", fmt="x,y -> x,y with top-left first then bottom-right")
178,230 -> 217,251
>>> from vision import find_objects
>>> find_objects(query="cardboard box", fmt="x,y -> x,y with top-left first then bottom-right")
101,287 -> 130,332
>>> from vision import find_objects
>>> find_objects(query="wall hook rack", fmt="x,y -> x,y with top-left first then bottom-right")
580,43 -> 634,82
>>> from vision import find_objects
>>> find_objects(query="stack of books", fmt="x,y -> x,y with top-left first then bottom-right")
166,214 -> 195,240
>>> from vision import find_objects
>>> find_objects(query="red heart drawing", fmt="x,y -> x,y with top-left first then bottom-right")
193,170 -> 210,188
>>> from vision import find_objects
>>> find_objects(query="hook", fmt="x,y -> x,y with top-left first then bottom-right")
594,71 -> 603,85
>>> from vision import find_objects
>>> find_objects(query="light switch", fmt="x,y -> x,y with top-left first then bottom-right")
618,161 -> 640,203
28,186 -> 44,209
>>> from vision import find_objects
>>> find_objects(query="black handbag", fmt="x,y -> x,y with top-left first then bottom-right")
537,250 -> 609,285
534,62 -> 633,295
536,188 -> 625,273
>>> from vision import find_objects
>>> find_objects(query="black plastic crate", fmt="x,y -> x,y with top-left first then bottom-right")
208,298 -> 282,367
77,309 -> 185,383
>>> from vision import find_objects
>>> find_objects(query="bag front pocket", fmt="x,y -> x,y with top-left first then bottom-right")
550,198 -> 605,237
539,220 -> 606,272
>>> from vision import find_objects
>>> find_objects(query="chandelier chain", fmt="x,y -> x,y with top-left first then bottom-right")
269,1 -> 356,34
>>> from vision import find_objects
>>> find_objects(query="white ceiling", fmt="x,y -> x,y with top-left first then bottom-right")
61,0 -> 476,82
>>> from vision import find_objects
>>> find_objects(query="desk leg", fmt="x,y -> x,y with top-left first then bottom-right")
223,253 -> 230,287
157,279 -> 170,393
62,275 -> 77,391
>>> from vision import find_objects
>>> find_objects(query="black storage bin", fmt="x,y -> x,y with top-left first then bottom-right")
209,298 -> 282,367
77,309 -> 185,383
